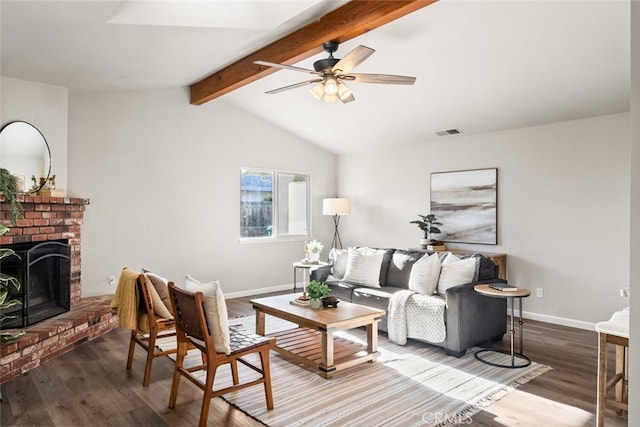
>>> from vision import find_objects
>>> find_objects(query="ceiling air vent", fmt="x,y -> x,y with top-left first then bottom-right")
435,129 -> 463,137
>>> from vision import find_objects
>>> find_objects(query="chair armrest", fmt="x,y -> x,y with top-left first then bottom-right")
446,278 -> 507,295
444,279 -> 507,354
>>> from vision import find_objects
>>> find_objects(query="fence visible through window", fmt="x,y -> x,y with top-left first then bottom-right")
240,201 -> 273,237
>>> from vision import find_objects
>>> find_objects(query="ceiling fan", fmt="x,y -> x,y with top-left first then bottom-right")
254,41 -> 416,104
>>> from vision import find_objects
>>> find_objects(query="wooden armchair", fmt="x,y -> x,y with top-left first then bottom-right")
167,282 -> 275,427
126,273 -> 177,386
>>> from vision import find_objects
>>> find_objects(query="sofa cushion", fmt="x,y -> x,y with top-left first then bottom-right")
352,286 -> 408,312
385,249 -> 424,288
343,247 -> 386,287
377,248 -> 395,286
408,252 -> 441,295
437,253 -> 477,296
328,248 -> 349,280
475,254 -> 498,280
325,280 -> 358,302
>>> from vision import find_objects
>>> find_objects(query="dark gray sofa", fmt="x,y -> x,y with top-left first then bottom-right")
310,248 -> 507,357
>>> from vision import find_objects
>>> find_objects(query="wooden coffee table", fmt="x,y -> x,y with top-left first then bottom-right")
250,294 -> 385,378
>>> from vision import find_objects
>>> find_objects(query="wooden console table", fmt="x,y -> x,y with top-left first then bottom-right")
410,248 -> 507,280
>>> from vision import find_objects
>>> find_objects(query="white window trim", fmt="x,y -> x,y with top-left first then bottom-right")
239,167 -> 311,243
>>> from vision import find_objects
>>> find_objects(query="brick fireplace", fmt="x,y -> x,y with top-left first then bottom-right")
0,195 -> 118,384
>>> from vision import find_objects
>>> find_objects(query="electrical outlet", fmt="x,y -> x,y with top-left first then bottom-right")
536,288 -> 544,298
108,275 -> 116,286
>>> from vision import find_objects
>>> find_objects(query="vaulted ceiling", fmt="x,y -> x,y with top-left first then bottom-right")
1,1 -> 630,154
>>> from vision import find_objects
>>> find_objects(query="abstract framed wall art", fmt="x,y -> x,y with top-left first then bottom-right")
430,168 -> 497,244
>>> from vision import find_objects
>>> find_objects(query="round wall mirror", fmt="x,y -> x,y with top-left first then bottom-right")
0,121 -> 51,193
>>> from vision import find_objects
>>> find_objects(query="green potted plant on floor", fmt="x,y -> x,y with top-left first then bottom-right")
410,213 -> 444,248
306,280 -> 330,309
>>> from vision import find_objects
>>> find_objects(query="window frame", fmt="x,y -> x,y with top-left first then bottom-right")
239,167 -> 311,243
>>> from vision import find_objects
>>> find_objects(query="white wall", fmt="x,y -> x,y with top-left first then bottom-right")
0,77 -> 68,190
338,113 -> 630,326
68,87 -> 337,297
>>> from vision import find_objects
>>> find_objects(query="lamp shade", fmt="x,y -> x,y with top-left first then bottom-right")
323,198 -> 351,216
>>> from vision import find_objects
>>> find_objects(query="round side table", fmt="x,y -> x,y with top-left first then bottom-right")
292,261 -> 328,293
474,284 -> 531,369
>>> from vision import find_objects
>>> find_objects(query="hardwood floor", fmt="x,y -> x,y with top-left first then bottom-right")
1,291 -> 628,426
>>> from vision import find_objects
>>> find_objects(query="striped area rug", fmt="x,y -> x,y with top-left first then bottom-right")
159,315 -> 550,427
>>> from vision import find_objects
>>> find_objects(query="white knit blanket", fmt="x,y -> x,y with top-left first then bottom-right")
388,290 -> 447,345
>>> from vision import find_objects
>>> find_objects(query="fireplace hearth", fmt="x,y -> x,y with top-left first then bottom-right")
0,195 -> 111,385
1,240 -> 71,327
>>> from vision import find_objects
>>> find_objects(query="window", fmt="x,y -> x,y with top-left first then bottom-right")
240,169 -> 309,240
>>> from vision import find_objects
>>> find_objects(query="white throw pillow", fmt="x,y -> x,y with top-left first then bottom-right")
182,275 -> 231,354
342,247 -> 385,288
408,252 -> 441,295
329,248 -> 349,280
437,253 -> 477,296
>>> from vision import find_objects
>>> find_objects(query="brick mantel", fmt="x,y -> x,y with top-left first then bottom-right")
0,195 -> 90,305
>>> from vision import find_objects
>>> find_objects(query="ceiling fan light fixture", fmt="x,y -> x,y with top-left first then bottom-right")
259,42 -> 415,104
337,81 -> 353,102
322,93 -> 338,103
324,76 -> 338,96
310,82 -> 324,100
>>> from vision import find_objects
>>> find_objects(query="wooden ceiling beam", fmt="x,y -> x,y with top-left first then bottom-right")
190,0 -> 437,105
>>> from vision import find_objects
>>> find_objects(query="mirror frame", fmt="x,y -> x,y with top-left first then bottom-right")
0,120 -> 52,193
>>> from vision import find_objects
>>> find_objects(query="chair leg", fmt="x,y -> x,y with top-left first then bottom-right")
260,347 -> 274,410
230,360 -> 239,385
142,335 -> 157,387
615,344 -> 625,415
169,342 -> 187,409
199,366 -> 217,427
596,333 -> 607,427
126,330 -> 137,370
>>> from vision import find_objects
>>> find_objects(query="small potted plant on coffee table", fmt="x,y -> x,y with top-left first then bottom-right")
306,280 -> 330,309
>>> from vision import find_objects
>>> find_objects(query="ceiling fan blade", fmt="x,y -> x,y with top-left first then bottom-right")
254,60 -> 318,75
332,45 -> 375,74
266,79 -> 322,94
337,81 -> 355,104
347,73 -> 416,85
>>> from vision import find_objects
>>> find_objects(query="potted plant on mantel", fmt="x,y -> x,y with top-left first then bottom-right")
0,167 -> 22,224
410,213 -> 445,250
306,280 -> 330,309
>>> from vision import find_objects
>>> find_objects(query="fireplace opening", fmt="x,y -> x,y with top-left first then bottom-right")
1,240 -> 71,327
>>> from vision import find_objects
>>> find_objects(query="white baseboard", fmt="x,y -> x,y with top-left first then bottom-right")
224,283 -> 294,299
521,310 -> 596,331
